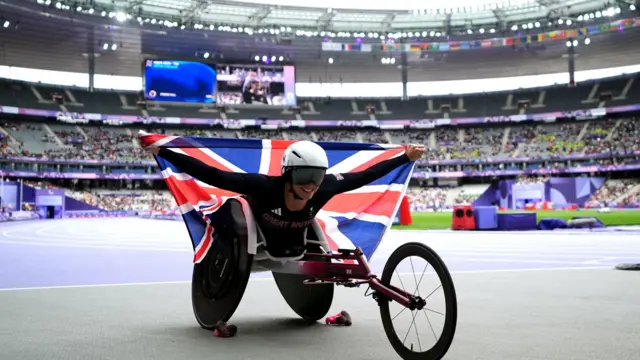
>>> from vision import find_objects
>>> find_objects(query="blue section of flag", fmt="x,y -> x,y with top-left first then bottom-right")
213,147 -> 262,173
157,157 -> 187,175
183,210 -> 206,250
326,151 -> 365,168
366,164 -> 414,186
333,217 -> 388,258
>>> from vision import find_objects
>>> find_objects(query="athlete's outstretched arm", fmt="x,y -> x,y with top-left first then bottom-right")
157,148 -> 269,195
327,154 -> 411,194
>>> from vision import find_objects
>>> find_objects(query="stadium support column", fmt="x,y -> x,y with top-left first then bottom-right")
88,53 -> 95,92
401,48 -> 408,101
567,39 -> 576,87
87,26 -> 96,92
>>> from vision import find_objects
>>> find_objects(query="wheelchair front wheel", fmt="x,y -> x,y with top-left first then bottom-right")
379,242 -> 457,360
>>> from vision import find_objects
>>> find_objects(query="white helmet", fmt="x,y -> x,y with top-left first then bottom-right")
281,141 -> 329,185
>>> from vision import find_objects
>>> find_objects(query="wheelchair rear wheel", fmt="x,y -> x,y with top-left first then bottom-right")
272,245 -> 334,321
379,242 -> 457,360
191,231 -> 253,329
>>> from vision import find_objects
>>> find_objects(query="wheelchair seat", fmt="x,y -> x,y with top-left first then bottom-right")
254,220 -> 330,261
209,197 -> 331,262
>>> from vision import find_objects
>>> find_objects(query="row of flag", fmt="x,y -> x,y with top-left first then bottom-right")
321,17 -> 640,53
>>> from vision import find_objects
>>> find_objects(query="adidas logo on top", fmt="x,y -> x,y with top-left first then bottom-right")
271,208 -> 282,216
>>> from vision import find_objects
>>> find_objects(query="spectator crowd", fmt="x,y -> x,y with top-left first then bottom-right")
2,118 -> 639,164
2,117 -> 640,212
588,179 -> 640,207
406,187 -> 448,212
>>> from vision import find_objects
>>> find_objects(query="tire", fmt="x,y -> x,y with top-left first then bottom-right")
272,245 -> 334,321
273,272 -> 334,321
379,242 -> 457,360
191,230 -> 253,330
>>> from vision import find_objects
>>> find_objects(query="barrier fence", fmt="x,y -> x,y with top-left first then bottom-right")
64,210 -> 182,220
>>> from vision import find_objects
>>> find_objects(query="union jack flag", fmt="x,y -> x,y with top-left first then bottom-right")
139,131 -> 415,263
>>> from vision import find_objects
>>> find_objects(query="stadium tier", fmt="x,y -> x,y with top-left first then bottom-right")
1,73 -> 639,120
0,102 -> 639,212
0,102 -> 638,173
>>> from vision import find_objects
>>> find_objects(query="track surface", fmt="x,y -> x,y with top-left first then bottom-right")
1,219 -> 640,360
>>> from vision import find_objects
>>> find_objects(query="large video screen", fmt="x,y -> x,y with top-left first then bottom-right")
144,60 -> 217,103
143,60 -> 296,106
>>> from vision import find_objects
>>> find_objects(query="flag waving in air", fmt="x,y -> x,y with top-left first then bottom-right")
139,131 -> 415,263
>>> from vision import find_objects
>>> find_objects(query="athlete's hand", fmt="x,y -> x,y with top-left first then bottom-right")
405,144 -> 425,161
147,147 -> 160,156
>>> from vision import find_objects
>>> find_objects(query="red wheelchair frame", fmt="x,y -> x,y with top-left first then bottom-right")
276,247 -> 424,310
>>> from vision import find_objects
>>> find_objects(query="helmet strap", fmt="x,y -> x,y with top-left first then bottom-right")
290,186 -> 304,200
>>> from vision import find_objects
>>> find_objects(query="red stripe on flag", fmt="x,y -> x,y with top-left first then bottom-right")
268,140 -> 296,176
140,134 -> 168,147
349,148 -> 405,173
179,147 -> 235,172
315,218 -> 339,252
316,218 -> 356,264
323,190 -> 402,217
271,140 -> 297,150
193,224 -> 214,263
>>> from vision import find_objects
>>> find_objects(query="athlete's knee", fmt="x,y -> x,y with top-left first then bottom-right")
217,198 -> 249,237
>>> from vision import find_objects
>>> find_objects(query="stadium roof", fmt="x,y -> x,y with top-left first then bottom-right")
89,0 -> 617,34
1,0 -> 638,81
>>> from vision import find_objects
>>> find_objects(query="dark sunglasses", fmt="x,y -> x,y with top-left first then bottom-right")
290,167 -> 326,186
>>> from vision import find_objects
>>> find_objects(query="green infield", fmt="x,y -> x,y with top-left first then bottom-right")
392,209 -> 640,230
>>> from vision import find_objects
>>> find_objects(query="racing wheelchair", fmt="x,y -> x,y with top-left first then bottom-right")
192,198 -> 458,360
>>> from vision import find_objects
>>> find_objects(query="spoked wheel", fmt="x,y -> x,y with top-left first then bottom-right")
191,231 -> 253,329
379,242 -> 457,360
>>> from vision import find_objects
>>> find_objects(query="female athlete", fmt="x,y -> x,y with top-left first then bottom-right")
147,140 -> 424,334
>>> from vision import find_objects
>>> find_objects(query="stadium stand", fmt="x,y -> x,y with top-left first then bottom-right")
24,179 -> 177,212
406,187 -> 448,212
588,179 -> 640,205
1,115 -> 639,163
1,73 -> 639,120
2,71 -> 640,212
1,116 -> 638,163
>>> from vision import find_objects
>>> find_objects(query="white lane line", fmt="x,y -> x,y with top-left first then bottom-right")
0,280 -> 193,292
0,221 -> 191,251
7,222 -> 175,239
0,239 -> 192,252
0,266 -> 612,292
455,258 -> 598,265
1,232 -> 189,246
3,235 -> 189,246
582,256 -> 619,265
443,252 -> 623,258
5,238 -> 636,260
